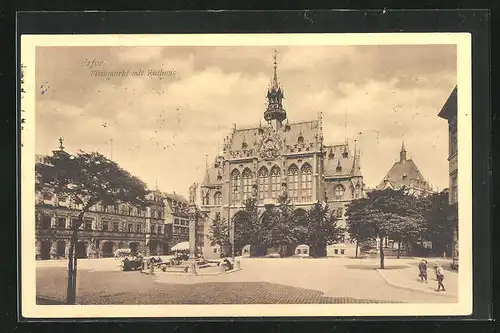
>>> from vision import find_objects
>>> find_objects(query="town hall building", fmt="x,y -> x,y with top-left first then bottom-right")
199,53 -> 365,258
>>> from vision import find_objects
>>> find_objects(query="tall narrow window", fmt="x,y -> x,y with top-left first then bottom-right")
242,168 -> 253,201
354,185 -> 361,199
334,185 -> 345,200
214,192 -> 222,205
202,193 -> 210,206
258,167 -> 269,200
300,163 -> 313,202
287,164 -> 299,200
230,169 -> 241,203
451,175 -> 458,204
270,166 -> 281,199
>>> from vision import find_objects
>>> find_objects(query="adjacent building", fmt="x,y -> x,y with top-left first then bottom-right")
376,141 -> 433,197
438,86 -> 458,268
35,144 -> 178,260
163,192 -> 190,249
199,52 -> 365,258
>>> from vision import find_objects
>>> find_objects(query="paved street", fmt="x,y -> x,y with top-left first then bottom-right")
36,257 -> 458,305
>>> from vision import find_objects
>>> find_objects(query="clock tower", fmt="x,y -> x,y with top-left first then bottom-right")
264,50 -> 287,131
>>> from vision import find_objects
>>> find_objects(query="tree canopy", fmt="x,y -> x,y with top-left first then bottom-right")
35,148 -> 150,304
36,150 -> 149,221
345,188 -> 426,267
208,213 -> 230,248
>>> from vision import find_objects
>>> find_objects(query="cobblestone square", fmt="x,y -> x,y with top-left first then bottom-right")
36,257 -> 458,305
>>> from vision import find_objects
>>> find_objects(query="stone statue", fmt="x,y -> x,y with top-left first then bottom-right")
189,182 -> 198,205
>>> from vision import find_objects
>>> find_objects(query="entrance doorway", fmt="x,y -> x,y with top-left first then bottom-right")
56,241 -> 66,258
75,242 -> 87,258
40,240 -> 51,260
102,241 -> 115,258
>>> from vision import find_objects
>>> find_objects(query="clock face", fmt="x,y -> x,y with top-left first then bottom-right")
265,139 -> 274,148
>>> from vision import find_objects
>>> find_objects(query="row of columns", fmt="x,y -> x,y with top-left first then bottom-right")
35,239 -> 157,260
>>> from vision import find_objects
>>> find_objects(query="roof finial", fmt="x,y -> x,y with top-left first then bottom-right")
58,137 -> 64,151
400,140 -> 407,162
272,49 -> 279,89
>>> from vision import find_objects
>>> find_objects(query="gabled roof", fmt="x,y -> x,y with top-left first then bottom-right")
202,166 -> 223,186
376,158 -> 430,191
163,192 -> 188,204
226,120 -> 320,154
324,144 -> 359,178
438,86 -> 457,120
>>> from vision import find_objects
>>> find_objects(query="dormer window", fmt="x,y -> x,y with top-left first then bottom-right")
242,142 -> 248,149
284,124 -> 291,132
258,128 -> 264,135
336,165 -> 342,172
298,136 -> 304,144
402,173 -> 407,179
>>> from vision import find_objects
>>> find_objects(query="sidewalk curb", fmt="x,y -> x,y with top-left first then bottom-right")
376,269 -> 457,298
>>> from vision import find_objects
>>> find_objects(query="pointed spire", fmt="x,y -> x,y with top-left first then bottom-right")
264,50 -> 286,128
272,49 -> 279,90
351,141 -> 362,177
202,154 -> 211,185
400,140 -> 407,162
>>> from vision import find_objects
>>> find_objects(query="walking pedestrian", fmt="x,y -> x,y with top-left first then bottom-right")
434,263 -> 446,292
418,259 -> 428,283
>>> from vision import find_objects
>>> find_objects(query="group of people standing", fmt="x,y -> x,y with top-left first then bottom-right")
418,259 -> 446,292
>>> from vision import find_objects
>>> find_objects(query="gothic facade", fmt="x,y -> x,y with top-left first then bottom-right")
199,53 -> 365,258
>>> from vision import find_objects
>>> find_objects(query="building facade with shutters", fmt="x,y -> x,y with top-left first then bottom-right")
199,53 -> 365,258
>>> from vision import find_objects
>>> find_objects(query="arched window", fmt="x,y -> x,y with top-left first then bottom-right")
334,185 -> 345,200
230,169 -> 241,203
300,163 -> 313,202
287,164 -> 299,200
214,192 -> 222,205
202,193 -> 210,206
258,167 -> 269,200
242,168 -> 253,200
270,166 -> 281,199
354,185 -> 361,199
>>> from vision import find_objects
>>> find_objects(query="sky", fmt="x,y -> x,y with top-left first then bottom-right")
35,44 -> 456,197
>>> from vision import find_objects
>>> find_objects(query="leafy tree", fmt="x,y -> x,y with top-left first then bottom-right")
260,193 -> 296,255
346,188 -> 425,268
36,149 -> 149,304
346,197 -> 373,258
290,209 -> 309,245
208,213 -> 230,248
234,197 -> 262,255
419,191 -> 454,256
306,201 -> 345,257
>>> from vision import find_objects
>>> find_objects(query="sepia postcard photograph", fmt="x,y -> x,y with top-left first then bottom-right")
20,33 -> 472,318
